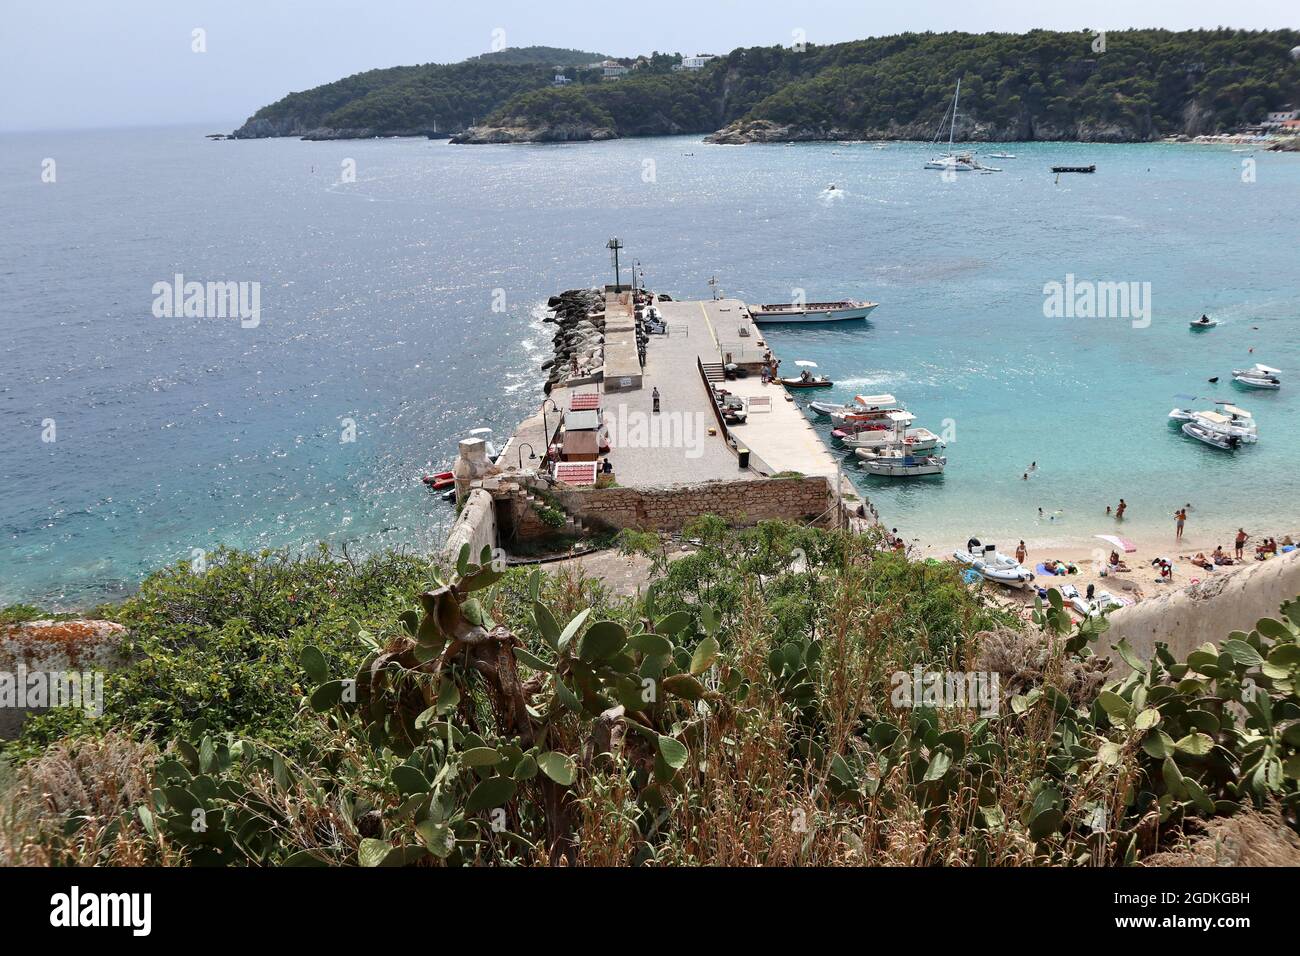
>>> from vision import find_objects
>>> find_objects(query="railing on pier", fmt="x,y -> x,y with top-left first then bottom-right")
696,358 -> 776,477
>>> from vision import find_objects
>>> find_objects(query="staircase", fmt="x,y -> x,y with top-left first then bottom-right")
511,487 -> 588,538
701,361 -> 725,383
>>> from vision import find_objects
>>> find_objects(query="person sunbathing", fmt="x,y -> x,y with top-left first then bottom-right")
1191,553 -> 1213,571
1108,550 -> 1130,572
1212,546 -> 1234,566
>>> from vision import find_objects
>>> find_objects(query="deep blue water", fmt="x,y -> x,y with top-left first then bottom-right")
2,127 -> 1297,606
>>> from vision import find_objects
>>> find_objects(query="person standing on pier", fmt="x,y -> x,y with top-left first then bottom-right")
652,386 -> 661,414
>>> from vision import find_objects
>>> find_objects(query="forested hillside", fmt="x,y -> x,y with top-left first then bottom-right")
233,31 -> 1300,143
231,46 -> 608,139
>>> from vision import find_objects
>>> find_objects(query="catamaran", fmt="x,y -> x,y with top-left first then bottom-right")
924,79 -> 1001,173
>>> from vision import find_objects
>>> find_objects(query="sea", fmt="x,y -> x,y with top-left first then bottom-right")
2,126 -> 1297,607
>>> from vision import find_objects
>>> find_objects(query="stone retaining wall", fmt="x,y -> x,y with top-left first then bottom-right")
1,619 -> 128,739
440,488 -> 499,564
1103,550 -> 1300,663
548,475 -> 835,532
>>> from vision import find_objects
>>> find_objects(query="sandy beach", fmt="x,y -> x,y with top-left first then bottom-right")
907,514 -> 1299,619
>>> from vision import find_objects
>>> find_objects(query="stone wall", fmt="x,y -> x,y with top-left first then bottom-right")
1103,550 -> 1300,664
1,619 -> 128,739
440,488 -> 499,564
548,475 -> 835,532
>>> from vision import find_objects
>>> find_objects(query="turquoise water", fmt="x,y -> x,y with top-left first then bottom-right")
2,127 -> 1297,606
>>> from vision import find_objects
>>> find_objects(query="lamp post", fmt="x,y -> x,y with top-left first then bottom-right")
607,237 -> 623,288
541,399 -> 559,463
517,442 -> 537,471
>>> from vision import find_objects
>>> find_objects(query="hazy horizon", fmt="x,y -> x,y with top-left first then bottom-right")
2,0 -> 1297,133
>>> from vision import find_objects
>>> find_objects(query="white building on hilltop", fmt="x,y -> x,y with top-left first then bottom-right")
674,54 -> 718,71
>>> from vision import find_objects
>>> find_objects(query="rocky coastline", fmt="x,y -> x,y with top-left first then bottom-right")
231,116 -> 451,141
539,289 -> 606,394
450,123 -> 617,144
705,116 -> 1159,145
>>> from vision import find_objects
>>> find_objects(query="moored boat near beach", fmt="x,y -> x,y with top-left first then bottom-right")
1182,419 -> 1242,450
1168,405 -> 1257,441
952,545 -> 1035,588
780,375 -> 833,388
857,449 -> 947,476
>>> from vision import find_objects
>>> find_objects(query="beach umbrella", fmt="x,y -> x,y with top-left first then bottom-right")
1094,534 -> 1136,553
794,360 -> 818,368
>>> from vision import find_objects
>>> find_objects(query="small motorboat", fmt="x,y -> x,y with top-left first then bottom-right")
1232,364 -> 1281,389
988,152 -> 1016,159
780,375 -> 833,389
1193,409 -> 1257,442
809,400 -> 848,417
845,429 -> 944,453
953,546 -> 1034,588
1182,420 -> 1241,450
827,393 -> 904,423
422,470 -> 456,490
842,413 -> 944,453
1169,405 -> 1256,441
1189,315 -> 1217,330
858,449 -> 947,476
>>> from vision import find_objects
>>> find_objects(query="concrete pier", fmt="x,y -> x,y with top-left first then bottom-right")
454,285 -> 874,553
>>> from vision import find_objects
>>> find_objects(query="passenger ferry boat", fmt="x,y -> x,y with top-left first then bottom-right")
749,299 -> 879,324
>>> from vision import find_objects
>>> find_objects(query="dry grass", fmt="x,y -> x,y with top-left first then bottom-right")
1145,807 -> 1300,867
0,731 -> 166,866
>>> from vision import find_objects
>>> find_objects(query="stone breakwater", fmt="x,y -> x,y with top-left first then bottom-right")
539,288 -> 606,394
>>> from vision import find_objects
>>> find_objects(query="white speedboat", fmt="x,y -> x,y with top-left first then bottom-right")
859,450 -> 947,477
988,152 -> 1016,159
1193,409 -> 1257,442
1169,406 -> 1256,441
846,429 -> 944,454
827,394 -> 905,426
1232,364 -> 1281,389
810,394 -> 898,417
1182,420 -> 1242,450
953,548 -> 1034,588
809,392 -> 898,417
843,413 -> 944,452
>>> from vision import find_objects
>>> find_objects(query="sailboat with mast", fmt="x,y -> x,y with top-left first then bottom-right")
924,79 -> 1000,173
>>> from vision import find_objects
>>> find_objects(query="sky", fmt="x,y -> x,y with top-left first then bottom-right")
1,0 -> 1297,131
